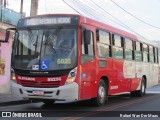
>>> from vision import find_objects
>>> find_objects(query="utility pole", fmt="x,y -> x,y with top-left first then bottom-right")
30,0 -> 38,16
4,0 -> 6,7
20,0 -> 23,14
0,0 -> 3,6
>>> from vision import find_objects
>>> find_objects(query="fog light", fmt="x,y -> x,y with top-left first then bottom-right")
67,77 -> 74,84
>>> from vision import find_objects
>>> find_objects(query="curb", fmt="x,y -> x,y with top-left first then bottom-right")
0,100 -> 31,107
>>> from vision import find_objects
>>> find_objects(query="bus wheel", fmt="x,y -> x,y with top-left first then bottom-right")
91,79 -> 107,106
42,100 -> 55,105
136,78 -> 146,96
131,78 -> 146,97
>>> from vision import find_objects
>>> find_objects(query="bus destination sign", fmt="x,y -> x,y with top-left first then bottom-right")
26,17 -> 71,26
17,16 -> 79,27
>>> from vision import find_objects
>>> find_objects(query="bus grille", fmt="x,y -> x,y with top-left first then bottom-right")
19,80 -> 60,88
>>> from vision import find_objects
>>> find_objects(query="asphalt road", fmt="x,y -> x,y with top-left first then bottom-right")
1,86 -> 160,120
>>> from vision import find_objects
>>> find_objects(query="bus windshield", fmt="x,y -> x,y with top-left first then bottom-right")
12,28 -> 77,71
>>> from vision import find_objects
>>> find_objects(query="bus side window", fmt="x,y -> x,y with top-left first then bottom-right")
81,29 -> 94,64
112,34 -> 123,59
125,38 -> 133,61
135,41 -> 143,62
153,47 -> 155,63
149,46 -> 154,63
96,29 -> 111,58
157,48 -> 159,63
143,44 -> 149,62
154,47 -> 159,64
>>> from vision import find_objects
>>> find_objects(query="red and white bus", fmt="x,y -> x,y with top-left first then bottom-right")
3,14 -> 159,106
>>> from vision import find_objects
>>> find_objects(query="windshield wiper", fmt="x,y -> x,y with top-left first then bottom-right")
44,27 -> 62,55
27,28 -> 36,45
27,28 -> 39,56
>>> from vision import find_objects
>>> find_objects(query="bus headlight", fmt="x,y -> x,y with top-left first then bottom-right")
11,73 -> 16,80
65,67 -> 77,84
11,69 -> 16,82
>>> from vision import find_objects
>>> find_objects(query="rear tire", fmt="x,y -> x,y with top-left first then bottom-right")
131,78 -> 146,97
91,79 -> 107,107
136,78 -> 146,96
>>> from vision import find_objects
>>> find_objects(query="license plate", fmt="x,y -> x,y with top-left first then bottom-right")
32,90 -> 44,96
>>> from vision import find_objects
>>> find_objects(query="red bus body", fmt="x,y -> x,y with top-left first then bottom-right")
10,14 -> 159,104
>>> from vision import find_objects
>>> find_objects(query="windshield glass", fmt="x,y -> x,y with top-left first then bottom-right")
12,28 -> 77,71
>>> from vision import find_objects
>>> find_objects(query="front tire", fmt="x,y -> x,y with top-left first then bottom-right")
42,100 -> 55,105
91,79 -> 107,106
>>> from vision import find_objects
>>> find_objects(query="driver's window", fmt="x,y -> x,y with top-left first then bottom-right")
81,29 -> 94,64
81,30 -> 94,56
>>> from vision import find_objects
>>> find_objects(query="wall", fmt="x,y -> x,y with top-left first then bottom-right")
0,32 -> 12,93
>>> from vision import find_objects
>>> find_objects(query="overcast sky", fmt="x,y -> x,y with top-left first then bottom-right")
7,0 -> 160,41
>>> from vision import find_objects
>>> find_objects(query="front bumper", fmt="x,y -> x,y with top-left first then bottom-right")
13,82 -> 79,101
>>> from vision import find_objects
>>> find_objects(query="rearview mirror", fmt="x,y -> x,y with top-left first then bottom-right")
84,30 -> 92,44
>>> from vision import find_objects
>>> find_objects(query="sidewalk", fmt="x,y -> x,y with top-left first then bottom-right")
146,84 -> 160,93
0,81 -> 31,106
0,94 -> 30,106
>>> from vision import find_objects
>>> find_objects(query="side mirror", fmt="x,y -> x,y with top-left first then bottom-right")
0,39 -> 6,43
84,30 -> 92,44
4,30 -> 10,43
0,28 -> 16,43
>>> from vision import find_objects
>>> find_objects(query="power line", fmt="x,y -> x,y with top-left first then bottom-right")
89,0 -> 147,39
79,0 -> 148,39
76,0 -> 129,26
110,0 -> 160,30
63,0 -> 148,39
63,0 -> 119,26
63,0 -> 81,15
45,0 -> 47,13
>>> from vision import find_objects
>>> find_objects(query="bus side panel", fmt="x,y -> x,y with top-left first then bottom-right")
125,61 -> 140,91
108,59 -> 124,94
121,60 -> 135,92
80,61 -> 96,99
96,58 -> 114,95
143,63 -> 150,88
154,64 -> 159,86
130,62 -> 142,91
147,64 -> 159,88
79,24 -> 97,100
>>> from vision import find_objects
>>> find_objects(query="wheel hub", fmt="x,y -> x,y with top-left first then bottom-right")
98,86 -> 105,103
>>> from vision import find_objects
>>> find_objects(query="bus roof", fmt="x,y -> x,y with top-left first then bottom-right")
78,14 -> 158,47
19,14 -> 158,47
79,15 -> 137,40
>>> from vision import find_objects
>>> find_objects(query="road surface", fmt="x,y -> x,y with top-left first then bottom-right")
0,86 -> 160,120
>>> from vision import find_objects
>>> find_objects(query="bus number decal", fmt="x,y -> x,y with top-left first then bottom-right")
48,77 -> 61,82
57,58 -> 71,65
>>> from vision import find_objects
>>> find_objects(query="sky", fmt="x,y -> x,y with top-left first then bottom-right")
6,0 -> 160,41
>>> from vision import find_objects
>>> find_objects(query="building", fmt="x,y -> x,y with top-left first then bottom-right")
0,6 -> 21,93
